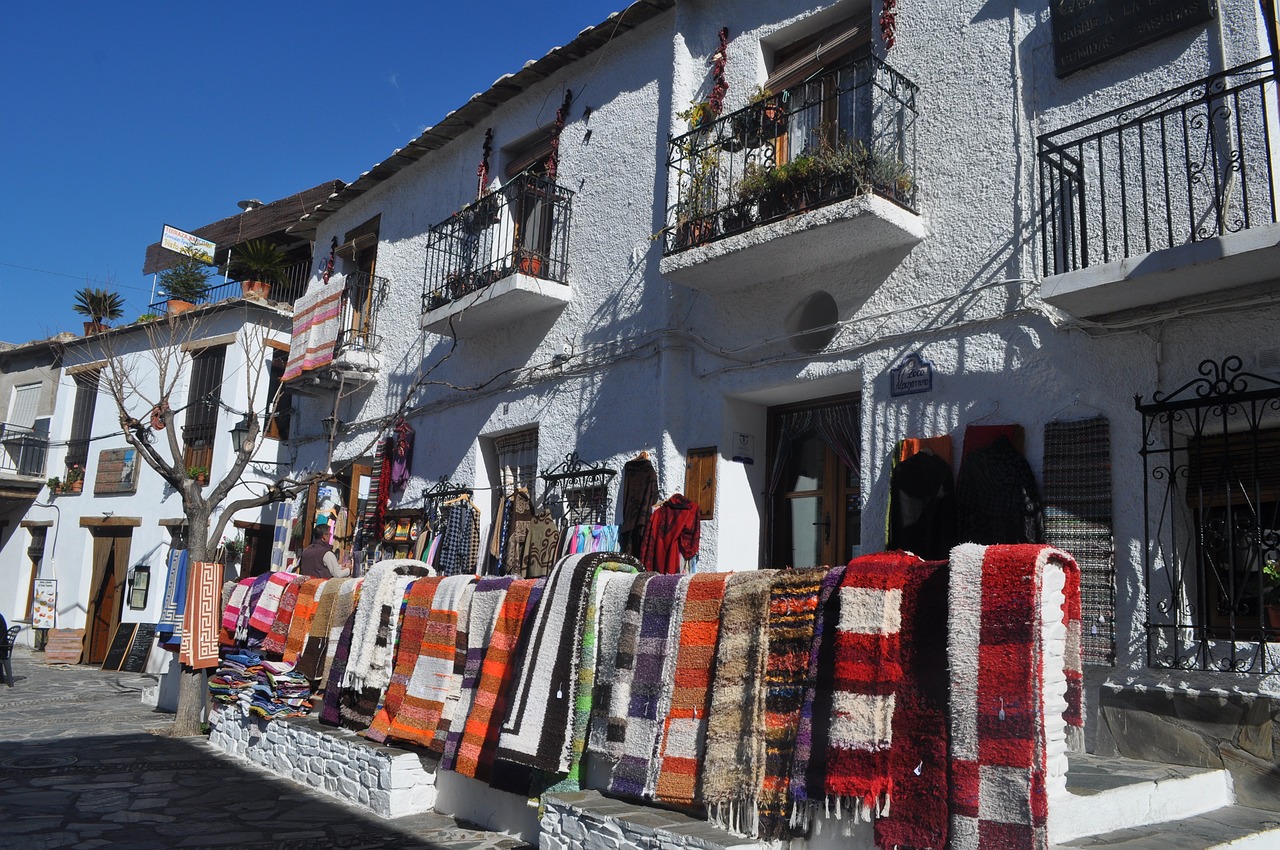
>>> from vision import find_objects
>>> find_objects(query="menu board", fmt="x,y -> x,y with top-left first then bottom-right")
121,623 -> 156,674
1051,0 -> 1215,77
101,622 -> 138,671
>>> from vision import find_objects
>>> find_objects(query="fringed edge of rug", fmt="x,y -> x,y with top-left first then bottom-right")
706,797 -> 762,839
787,788 -> 893,838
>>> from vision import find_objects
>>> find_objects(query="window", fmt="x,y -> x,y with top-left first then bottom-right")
182,346 -> 226,473
767,396 -> 861,569
338,216 -> 380,350
25,526 -> 46,620
7,382 -> 40,428
504,135 -> 557,278
494,429 -> 539,498
264,347 -> 292,440
65,370 -> 100,470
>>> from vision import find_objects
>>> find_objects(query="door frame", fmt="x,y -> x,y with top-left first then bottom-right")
84,529 -> 131,664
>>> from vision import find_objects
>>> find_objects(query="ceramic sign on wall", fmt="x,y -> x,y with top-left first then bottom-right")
94,448 -> 139,495
1051,0 -> 1215,77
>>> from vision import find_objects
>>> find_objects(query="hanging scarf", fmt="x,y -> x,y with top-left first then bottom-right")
261,577 -> 305,657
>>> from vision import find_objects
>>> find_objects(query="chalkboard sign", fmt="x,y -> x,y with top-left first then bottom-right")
1051,0 -> 1215,78
100,622 -> 137,671
121,623 -> 156,674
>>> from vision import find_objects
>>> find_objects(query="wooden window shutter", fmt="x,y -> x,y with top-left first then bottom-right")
684,446 -> 717,521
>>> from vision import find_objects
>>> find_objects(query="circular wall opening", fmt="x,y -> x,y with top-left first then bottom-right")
785,291 -> 838,354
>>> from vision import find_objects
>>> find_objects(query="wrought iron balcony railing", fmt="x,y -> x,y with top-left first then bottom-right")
149,258 -> 312,313
1038,56 -> 1280,277
663,53 -> 919,256
422,174 -> 574,314
0,422 -> 49,478
336,270 -> 389,355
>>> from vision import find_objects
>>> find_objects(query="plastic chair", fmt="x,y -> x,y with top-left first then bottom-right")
0,625 -> 20,686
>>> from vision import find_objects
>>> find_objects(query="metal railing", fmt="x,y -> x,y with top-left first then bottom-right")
150,258 -> 312,312
421,173 -> 574,314
1039,56 -> 1280,277
663,53 -> 918,255
0,423 -> 49,478
336,270 -> 389,355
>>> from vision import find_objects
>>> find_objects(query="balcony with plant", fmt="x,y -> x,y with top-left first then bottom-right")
659,53 -> 924,293
420,173 -> 574,336
73,287 -> 125,335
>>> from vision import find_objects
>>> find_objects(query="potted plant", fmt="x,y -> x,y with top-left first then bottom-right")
678,99 -> 715,132
46,476 -> 62,495
1264,559 -> 1280,629
64,463 -> 85,494
227,239 -> 290,300
733,86 -> 787,149
222,534 -> 245,568
72,287 -> 125,335
186,465 -> 209,486
158,250 -> 212,314
674,146 -> 721,249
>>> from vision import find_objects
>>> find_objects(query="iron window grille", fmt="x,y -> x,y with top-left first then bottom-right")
336,270 -> 389,355
65,370 -> 100,470
182,346 -> 227,474
1038,55 -> 1280,277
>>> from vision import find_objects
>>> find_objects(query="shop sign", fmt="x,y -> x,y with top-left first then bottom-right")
731,432 -> 755,465
1051,0 -> 1215,78
33,579 -> 56,628
160,224 -> 215,263
890,353 -> 934,397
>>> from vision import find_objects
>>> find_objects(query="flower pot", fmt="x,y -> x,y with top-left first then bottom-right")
83,321 -> 106,336
1267,604 -> 1280,630
167,299 -> 196,316
518,254 -> 545,277
241,280 -> 272,299
70,479 -> 83,494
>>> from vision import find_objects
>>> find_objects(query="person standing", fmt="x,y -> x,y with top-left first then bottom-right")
297,525 -> 351,578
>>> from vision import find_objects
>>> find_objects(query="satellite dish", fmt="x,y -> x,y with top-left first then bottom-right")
237,199 -> 263,212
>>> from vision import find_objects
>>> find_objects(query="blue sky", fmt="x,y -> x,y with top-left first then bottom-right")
0,0 -> 626,345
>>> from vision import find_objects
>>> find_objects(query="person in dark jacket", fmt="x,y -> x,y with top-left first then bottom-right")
297,525 -> 350,578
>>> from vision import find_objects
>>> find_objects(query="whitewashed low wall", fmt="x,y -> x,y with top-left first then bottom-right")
208,707 -> 437,818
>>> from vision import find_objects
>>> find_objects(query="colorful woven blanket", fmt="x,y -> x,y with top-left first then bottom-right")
824,553 -> 908,822
434,577 -> 476,754
235,573 -> 273,644
644,574 -> 692,797
248,573 -> 296,634
608,573 -> 685,798
282,578 -> 327,665
787,565 -> 845,828
282,285 -> 343,381
158,548 -> 190,649
495,553 -> 638,774
320,578 -> 361,687
758,568 -> 825,840
442,576 -> 513,771
601,572 -> 654,759
365,576 -> 442,743
703,570 -> 774,837
220,578 -> 254,645
320,606 -> 359,726
654,571 -> 730,806
179,560 -> 224,670
453,578 -> 542,781
261,576 -> 304,657
948,544 -> 1082,850
383,574 -> 475,750
296,578 -> 342,679
587,568 -> 641,756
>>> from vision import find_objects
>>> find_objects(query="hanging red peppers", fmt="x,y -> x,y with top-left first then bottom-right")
546,89 -> 573,182
881,0 -> 897,51
709,27 -> 729,116
477,128 -> 493,198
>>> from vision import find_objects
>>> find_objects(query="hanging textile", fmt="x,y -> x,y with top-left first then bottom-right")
270,500 -> 294,572
179,561 -> 224,670
956,435 -> 1044,545
900,434 -> 953,466
640,495 -> 700,573
961,423 -> 1024,459
442,576 -> 513,770
390,420 -> 415,492
156,547 -> 190,650
438,496 -> 482,576
360,438 -> 393,551
282,286 -> 343,381
619,455 -> 658,557
887,448 -> 957,560
1042,416 -> 1114,666
364,576 -> 442,743
521,511 -> 560,577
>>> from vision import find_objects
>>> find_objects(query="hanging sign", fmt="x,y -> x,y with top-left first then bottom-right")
32,579 -> 56,628
731,432 -> 755,465
160,224 -> 216,263
890,353 -> 934,396
1051,0 -> 1215,78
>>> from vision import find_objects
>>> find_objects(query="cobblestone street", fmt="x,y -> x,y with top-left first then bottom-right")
0,648 -> 533,849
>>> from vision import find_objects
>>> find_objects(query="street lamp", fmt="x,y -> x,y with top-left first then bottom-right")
230,414 -> 254,453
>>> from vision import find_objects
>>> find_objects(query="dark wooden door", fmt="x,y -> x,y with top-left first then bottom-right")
88,554 -> 118,663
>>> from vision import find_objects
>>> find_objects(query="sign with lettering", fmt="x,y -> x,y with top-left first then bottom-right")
94,448 -> 139,495
1051,0 -> 1215,78
101,622 -> 137,672
32,579 -> 56,629
121,623 -> 157,674
890,353 -> 935,397
160,224 -> 216,263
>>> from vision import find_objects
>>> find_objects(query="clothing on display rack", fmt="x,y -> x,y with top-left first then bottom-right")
438,495 -> 482,576
888,443 -> 957,560
619,453 -> 658,557
390,420 -> 415,493
521,511 -> 560,578
641,493 -> 701,574
956,432 -> 1044,545
563,523 -> 620,556
489,488 -> 534,575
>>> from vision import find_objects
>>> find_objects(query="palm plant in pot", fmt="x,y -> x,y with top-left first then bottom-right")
158,250 -> 211,314
227,239 -> 290,299
72,287 -> 125,334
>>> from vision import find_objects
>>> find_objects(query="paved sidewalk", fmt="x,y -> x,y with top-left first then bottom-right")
0,647 -> 534,849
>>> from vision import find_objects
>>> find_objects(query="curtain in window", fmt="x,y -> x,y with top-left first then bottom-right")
495,429 -> 539,497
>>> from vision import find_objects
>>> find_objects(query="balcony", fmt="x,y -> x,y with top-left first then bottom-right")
0,423 -> 48,479
1038,57 -> 1280,319
149,258 -> 312,314
658,53 -> 924,293
282,271 -> 388,392
420,174 -> 574,336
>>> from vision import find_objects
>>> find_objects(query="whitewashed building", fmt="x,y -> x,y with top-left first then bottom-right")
273,0 -> 1280,843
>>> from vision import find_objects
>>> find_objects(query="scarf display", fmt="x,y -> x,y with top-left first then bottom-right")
586,564 -> 641,756
602,573 -> 655,759
261,577 -> 304,657
282,285 -> 343,381
948,544 -> 1082,850
654,571 -> 730,806
442,577 -> 513,770
383,574 -> 476,750
319,607 -> 360,726
296,578 -> 342,679
495,553 -> 638,774
824,553 -> 908,822
521,511 -> 560,578
364,576 -> 442,743
282,578 -> 327,665
703,570 -> 774,837
758,568 -> 825,840
1042,415 -> 1114,666
220,578 -> 254,646
453,578 -> 542,781
608,574 -> 684,798
875,556 -> 950,850
788,565 -> 846,828
235,573 -> 274,645
157,547 -> 190,650
179,560 -> 224,670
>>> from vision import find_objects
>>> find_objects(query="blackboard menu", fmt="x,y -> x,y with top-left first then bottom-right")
101,622 -> 137,671
122,623 -> 156,674
1051,0 -> 1215,78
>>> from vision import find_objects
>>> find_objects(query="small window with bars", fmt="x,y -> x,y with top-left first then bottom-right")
182,346 -> 227,474
494,429 -> 538,499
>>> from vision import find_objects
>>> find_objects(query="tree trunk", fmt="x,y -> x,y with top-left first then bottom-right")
171,504 -> 211,737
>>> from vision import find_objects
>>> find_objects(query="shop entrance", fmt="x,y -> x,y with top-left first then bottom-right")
767,394 -> 861,569
85,529 -> 131,664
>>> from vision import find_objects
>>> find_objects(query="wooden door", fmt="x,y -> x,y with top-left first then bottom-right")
84,531 -> 130,664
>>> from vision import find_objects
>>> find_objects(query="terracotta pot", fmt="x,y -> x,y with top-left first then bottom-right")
83,321 -> 106,335
241,280 -> 272,299
1266,604 -> 1280,630
518,255 -> 544,277
167,299 -> 195,316
70,479 -> 83,494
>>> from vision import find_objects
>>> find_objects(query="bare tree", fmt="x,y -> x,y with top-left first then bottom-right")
92,307 -> 314,736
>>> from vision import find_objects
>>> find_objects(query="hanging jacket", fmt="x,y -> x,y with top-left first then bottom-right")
640,494 -> 701,574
